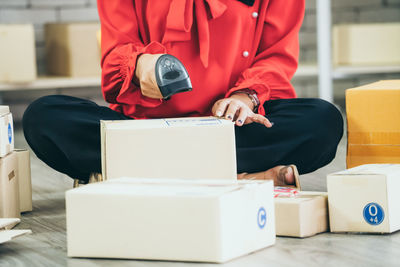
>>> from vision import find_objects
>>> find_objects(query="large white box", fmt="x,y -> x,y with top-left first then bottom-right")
0,106 -> 14,157
66,178 -> 275,263
328,164 -> 400,233
0,24 -> 37,83
101,117 -> 237,180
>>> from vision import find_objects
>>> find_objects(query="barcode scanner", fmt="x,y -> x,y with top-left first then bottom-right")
155,54 -> 192,99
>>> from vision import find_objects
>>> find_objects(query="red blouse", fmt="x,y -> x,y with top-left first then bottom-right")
98,0 -> 305,119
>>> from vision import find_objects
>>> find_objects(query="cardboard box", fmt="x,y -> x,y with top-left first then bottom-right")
15,149 -> 32,213
66,178 -> 275,262
346,80 -> 400,168
0,218 -> 31,244
333,23 -> 400,66
275,191 -> 329,238
0,106 -> 14,157
327,164 -> 400,233
45,22 -> 101,77
0,24 -> 37,83
101,117 -> 237,180
0,152 -> 20,219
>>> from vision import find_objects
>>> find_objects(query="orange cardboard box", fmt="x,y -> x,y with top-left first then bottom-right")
346,80 -> 400,168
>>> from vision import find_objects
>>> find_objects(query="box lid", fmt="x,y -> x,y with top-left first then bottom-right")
329,164 -> 400,176
274,191 -> 327,203
102,117 -> 230,130
67,177 -> 271,198
347,80 -> 400,91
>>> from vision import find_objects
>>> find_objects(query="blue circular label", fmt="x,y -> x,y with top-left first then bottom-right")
363,202 -> 384,225
7,123 -> 12,144
257,207 -> 267,229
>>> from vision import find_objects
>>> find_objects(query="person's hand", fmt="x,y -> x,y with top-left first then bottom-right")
135,53 -> 164,99
211,93 -> 273,127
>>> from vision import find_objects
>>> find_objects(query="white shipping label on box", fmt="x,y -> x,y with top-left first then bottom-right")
0,112 -> 14,157
101,117 -> 237,180
15,150 -> 32,212
275,191 -> 329,238
0,24 -> 37,83
66,178 -> 275,263
0,152 -> 20,219
328,164 -> 400,233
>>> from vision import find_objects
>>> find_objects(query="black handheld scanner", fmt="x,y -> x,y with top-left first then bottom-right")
155,54 -> 192,99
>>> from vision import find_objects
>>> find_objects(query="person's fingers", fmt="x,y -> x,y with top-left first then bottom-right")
235,107 -> 249,126
225,100 -> 241,121
250,114 -> 273,128
213,99 -> 231,117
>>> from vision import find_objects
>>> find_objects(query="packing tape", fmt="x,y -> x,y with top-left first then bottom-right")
348,132 -> 400,145
274,187 -> 299,198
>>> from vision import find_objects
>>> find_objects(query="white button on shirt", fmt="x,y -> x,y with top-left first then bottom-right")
243,51 -> 249,57
252,12 -> 258,18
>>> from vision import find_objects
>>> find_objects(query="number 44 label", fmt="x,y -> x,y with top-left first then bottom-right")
363,203 -> 385,226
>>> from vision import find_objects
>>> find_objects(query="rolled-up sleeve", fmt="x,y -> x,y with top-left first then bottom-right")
225,0 -> 305,115
98,0 -> 166,110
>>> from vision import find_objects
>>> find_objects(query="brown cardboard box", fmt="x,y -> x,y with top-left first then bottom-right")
15,150 -> 32,213
0,218 -> 31,243
346,80 -> 400,168
101,117 -> 237,180
0,152 -> 20,218
333,23 -> 400,66
45,22 -> 101,77
275,191 -> 329,237
0,24 -> 37,83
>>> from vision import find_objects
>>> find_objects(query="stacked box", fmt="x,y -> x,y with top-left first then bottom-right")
0,24 -> 37,83
16,150 -> 32,213
0,106 -> 32,218
101,117 -> 237,180
0,152 -> 19,218
45,22 -> 101,77
66,178 -> 276,262
346,80 -> 400,168
333,23 -> 400,66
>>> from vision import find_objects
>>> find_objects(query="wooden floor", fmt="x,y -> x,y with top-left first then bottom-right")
1,125 -> 400,267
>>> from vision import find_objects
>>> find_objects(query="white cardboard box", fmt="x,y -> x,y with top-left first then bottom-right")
0,152 -> 20,219
328,164 -> 400,233
15,150 -> 32,212
275,191 -> 329,237
0,218 -> 31,244
0,106 -> 14,157
101,117 -> 237,180
66,178 -> 275,262
0,24 -> 37,83
333,23 -> 400,66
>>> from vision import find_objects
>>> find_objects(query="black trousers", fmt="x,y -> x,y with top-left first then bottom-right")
23,95 -> 343,181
